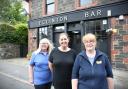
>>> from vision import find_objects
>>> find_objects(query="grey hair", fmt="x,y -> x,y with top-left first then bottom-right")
35,38 -> 54,55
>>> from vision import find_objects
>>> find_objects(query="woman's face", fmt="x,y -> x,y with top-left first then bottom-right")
40,41 -> 49,51
59,34 -> 69,48
83,38 -> 96,51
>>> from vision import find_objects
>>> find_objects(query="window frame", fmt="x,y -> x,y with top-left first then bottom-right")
39,27 -> 48,40
75,0 -> 97,9
45,0 -> 55,15
42,0 -> 57,16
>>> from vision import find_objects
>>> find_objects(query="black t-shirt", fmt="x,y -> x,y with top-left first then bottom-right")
49,48 -> 76,84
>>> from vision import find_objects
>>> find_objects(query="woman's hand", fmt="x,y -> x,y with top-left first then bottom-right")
29,78 -> 33,84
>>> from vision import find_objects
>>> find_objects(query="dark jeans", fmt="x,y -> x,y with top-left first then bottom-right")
34,82 -> 52,89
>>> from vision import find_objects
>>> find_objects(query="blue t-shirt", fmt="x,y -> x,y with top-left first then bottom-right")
88,57 -> 95,66
29,51 -> 52,85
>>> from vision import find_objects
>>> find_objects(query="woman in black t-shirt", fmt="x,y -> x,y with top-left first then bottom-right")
48,33 -> 76,89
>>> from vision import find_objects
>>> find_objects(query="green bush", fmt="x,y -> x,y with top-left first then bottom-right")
0,23 -> 16,43
14,23 -> 28,45
0,23 -> 28,45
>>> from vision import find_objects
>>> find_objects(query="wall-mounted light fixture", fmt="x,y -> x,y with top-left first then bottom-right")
32,32 -> 37,39
119,15 -> 124,20
106,28 -> 118,34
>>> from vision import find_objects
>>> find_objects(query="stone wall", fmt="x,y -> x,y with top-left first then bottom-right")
0,43 -> 20,59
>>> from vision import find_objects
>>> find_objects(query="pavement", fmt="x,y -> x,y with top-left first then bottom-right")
0,58 -> 54,89
113,69 -> 128,89
0,58 -> 128,89
0,58 -> 30,83
0,58 -> 29,67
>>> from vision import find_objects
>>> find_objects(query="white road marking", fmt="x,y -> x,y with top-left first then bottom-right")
0,71 -> 33,86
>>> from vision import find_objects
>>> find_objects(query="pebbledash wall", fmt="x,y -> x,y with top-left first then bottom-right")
26,0 -> 128,70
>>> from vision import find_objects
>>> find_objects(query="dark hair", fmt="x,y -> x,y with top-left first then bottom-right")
59,33 -> 69,40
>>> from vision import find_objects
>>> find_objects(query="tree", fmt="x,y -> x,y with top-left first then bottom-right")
0,0 -> 28,45
0,0 -> 10,21
0,0 -> 27,24
0,0 -> 28,58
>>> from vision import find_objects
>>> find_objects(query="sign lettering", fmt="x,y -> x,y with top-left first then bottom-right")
85,9 -> 102,18
38,16 -> 68,26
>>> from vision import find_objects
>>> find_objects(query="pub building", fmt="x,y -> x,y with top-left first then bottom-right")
26,0 -> 128,70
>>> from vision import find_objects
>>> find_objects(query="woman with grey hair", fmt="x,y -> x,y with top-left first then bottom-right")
28,38 -> 54,89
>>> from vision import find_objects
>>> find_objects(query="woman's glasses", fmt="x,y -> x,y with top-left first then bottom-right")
84,40 -> 95,44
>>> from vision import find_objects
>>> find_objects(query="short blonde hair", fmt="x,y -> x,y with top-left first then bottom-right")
82,33 -> 97,43
36,38 -> 54,55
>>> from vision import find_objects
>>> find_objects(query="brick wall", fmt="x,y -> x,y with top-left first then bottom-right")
28,0 -> 128,69
57,0 -> 75,13
28,29 -> 38,53
111,16 -> 128,69
31,0 -> 43,19
29,0 -> 123,19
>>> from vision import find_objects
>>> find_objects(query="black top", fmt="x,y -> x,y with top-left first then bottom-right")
49,48 -> 76,89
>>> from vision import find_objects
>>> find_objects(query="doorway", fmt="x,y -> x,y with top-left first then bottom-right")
68,30 -> 81,54
53,25 -> 65,47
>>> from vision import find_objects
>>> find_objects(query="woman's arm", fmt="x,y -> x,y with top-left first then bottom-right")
72,55 -> 80,89
72,79 -> 78,89
48,61 -> 53,73
107,77 -> 114,89
28,65 -> 34,84
103,55 -> 114,89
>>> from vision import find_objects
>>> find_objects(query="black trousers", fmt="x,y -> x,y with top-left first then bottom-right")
34,82 -> 52,89
53,81 -> 71,89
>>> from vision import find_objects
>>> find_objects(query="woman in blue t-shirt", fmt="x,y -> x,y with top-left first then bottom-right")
28,38 -> 54,89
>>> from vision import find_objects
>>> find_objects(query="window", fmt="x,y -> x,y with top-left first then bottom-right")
84,20 -> 110,57
85,20 -> 108,39
39,27 -> 48,40
80,0 -> 92,7
46,0 -> 55,15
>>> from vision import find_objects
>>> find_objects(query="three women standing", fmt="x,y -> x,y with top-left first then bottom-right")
28,33 -> 114,89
